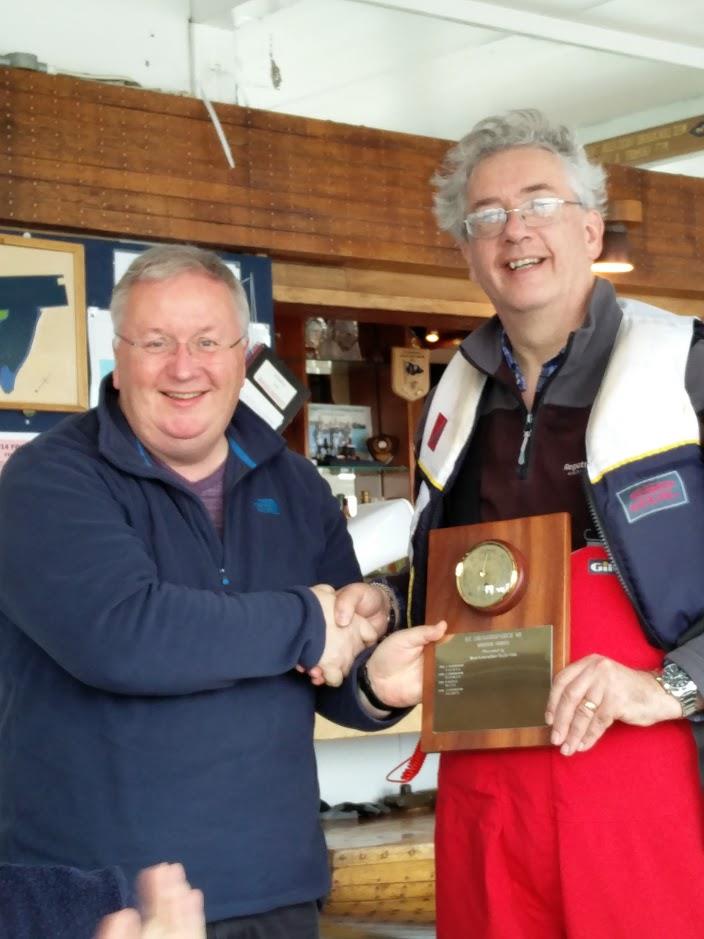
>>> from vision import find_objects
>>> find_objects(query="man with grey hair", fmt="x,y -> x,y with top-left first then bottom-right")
338,109 -> 704,936
0,244 -> 444,938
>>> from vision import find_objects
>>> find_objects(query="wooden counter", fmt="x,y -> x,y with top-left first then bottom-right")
323,812 -> 435,925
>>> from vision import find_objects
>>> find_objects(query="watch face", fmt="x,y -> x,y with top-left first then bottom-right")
455,540 -> 519,610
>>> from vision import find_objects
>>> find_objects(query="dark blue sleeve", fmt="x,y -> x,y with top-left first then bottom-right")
0,444 -> 326,696
315,647 -> 412,731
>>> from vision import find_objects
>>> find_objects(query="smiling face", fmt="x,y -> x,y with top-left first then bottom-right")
112,271 -> 247,479
461,147 -> 604,328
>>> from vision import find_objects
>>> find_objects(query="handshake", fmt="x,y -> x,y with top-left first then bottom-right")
305,582 -> 446,709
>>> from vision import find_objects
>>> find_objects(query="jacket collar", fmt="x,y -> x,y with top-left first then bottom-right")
95,375 -> 286,483
458,277 -> 623,400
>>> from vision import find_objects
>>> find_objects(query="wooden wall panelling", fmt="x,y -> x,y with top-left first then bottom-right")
605,163 -> 704,298
3,67 -> 704,299
348,323 -> 411,500
1,67 -> 456,269
274,312 -> 308,456
273,261 -> 494,322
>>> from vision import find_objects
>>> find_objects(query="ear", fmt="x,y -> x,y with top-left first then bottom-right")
235,340 -> 249,392
111,343 -> 121,390
584,210 -> 605,262
459,239 -> 478,282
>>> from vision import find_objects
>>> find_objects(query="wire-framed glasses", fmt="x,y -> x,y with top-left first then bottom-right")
115,333 -> 246,357
463,197 -> 583,239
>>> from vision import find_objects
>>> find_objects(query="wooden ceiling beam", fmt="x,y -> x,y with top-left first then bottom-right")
586,115 -> 704,167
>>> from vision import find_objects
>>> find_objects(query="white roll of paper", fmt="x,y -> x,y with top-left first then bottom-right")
347,498 -> 413,576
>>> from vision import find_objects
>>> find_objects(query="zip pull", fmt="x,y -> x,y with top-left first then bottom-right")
517,412 -> 533,467
220,567 -> 231,586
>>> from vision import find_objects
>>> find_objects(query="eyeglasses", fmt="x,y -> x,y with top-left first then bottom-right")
115,333 -> 246,357
463,197 -> 583,239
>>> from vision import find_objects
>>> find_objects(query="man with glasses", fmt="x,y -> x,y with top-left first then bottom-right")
336,110 -> 704,936
0,245 -> 444,938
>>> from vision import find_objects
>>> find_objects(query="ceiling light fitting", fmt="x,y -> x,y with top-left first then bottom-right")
592,199 -> 642,275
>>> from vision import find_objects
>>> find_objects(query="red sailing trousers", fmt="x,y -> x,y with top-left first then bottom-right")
435,545 -> 704,938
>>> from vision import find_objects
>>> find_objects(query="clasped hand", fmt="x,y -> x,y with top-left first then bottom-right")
304,583 -> 447,707
305,583 -> 390,687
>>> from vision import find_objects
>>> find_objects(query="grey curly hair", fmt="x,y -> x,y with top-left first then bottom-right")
432,109 -> 608,242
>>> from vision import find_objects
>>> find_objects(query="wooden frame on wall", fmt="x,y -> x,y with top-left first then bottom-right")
0,233 -> 88,412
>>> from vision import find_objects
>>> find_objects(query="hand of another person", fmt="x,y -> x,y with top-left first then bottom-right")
364,621 -> 447,709
545,654 -> 683,756
308,584 -> 379,687
95,863 -> 205,939
305,582 -> 395,686
333,582 -> 393,638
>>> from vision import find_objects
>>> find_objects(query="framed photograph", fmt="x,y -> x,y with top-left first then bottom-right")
0,233 -> 89,411
307,403 -> 372,462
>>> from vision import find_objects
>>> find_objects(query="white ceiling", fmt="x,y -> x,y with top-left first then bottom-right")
190,0 -> 704,176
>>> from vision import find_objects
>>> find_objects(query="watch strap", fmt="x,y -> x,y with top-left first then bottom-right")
655,662 -> 700,717
358,662 -> 404,714
369,581 -> 399,632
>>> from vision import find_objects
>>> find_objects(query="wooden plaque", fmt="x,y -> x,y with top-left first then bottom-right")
391,346 -> 430,401
421,513 -> 570,752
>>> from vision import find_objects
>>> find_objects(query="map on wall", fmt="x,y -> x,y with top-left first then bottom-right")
0,235 -> 89,412
0,275 -> 67,394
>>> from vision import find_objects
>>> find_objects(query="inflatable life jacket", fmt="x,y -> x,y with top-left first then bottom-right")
411,300 -> 703,650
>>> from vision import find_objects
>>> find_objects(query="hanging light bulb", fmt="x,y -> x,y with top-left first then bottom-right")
425,329 -> 440,343
591,199 -> 642,275
591,222 -> 634,274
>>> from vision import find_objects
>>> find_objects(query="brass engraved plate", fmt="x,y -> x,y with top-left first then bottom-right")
433,625 -> 553,733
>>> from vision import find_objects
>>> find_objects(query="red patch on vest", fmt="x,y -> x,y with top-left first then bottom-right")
428,413 -> 448,452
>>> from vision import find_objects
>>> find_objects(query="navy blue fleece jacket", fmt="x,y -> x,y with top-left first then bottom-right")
0,379 -> 391,921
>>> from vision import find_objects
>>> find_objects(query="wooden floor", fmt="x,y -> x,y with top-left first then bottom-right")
320,916 -> 435,939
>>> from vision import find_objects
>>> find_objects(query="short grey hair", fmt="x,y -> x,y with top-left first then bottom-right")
432,108 -> 608,242
110,244 -> 250,333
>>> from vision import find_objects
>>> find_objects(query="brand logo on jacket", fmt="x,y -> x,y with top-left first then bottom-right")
563,460 -> 586,477
588,559 -> 614,575
617,471 -> 688,523
254,497 -> 281,515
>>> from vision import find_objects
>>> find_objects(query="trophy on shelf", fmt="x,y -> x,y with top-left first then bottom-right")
304,317 -> 327,360
319,320 -> 363,361
366,433 -> 398,465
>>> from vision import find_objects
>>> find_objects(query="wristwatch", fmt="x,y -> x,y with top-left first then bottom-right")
655,662 -> 701,717
370,581 -> 398,631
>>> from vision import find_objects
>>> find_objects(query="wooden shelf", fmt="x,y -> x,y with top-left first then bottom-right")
316,463 -> 408,475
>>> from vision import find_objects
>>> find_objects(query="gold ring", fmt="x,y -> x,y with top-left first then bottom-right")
582,698 -> 598,712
